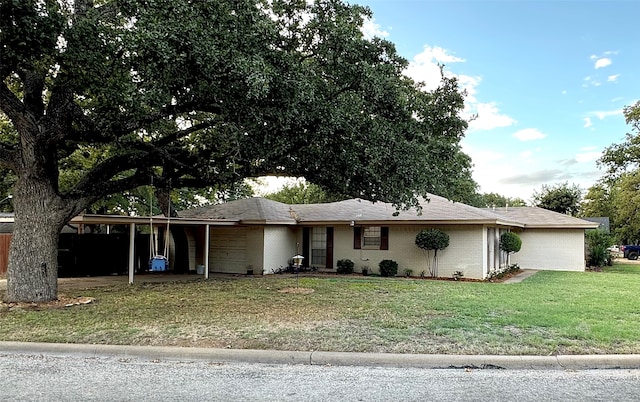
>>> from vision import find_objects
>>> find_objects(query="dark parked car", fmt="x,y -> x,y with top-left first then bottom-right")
621,245 -> 640,260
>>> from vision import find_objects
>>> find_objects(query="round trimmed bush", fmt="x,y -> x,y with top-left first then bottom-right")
415,228 -> 450,252
336,259 -> 355,274
500,232 -> 522,254
379,259 -> 398,277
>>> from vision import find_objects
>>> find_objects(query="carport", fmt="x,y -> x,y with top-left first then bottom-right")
66,214 -> 239,284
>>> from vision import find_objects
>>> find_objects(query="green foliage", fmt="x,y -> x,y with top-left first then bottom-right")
580,183 -> 614,220
586,230 -> 613,268
415,229 -> 450,251
596,101 -> 640,244
0,0 -> 477,212
336,259 -> 355,275
532,182 -> 582,216
265,181 -> 343,204
499,232 -> 522,254
582,174 -> 640,245
479,193 -> 527,208
610,172 -> 640,244
599,101 -> 640,178
486,264 -> 521,282
379,259 -> 398,277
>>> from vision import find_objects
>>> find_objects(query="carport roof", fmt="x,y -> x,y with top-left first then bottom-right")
178,197 -> 298,224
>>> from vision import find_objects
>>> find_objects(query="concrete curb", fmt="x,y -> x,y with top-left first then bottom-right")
2,341 -> 640,370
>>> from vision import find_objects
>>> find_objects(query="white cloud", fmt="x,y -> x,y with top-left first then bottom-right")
562,90 -> 567,95
361,17 -> 389,39
583,76 -> 602,87
468,102 -> 517,131
575,151 -> 601,163
405,45 -> 517,132
583,117 -> 592,128
593,109 -> 623,120
607,74 -> 620,82
520,150 -> 533,159
404,45 -> 468,91
513,128 -> 546,142
415,45 -> 465,64
461,142 -> 504,163
594,57 -> 612,69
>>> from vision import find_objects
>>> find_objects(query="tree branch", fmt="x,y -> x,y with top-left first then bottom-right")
0,82 -> 38,138
114,102 -> 222,136
153,121 -> 217,147
19,69 -> 46,118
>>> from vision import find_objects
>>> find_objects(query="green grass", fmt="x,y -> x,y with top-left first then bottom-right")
2,262 -> 640,355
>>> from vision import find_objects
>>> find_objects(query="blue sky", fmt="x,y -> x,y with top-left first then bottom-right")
353,0 -> 640,201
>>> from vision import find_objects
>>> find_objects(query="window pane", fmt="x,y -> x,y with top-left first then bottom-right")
311,227 -> 326,266
311,249 -> 326,266
363,227 -> 381,247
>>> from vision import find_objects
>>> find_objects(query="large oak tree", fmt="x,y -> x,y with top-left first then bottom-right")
1,0 -> 475,302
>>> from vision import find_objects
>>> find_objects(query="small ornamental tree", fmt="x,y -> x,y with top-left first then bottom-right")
499,232 -> 522,266
415,229 -> 450,277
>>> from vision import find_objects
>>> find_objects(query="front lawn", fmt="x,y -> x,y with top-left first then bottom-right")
2,262 -> 640,355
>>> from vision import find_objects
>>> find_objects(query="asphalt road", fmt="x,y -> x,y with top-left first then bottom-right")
2,351 -> 640,402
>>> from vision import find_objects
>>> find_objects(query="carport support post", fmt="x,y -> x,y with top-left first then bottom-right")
129,223 -> 136,285
204,224 -> 210,280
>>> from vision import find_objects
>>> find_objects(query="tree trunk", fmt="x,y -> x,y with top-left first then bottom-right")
5,178 -> 70,302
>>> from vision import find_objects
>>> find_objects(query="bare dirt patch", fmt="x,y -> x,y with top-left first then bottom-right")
0,295 -> 94,312
277,287 -> 315,294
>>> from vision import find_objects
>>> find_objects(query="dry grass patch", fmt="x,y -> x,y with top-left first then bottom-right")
2,266 -> 640,355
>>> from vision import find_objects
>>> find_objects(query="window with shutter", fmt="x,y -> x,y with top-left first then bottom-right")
354,226 -> 389,250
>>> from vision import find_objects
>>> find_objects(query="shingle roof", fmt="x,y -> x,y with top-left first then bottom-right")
484,207 -> 600,229
293,194 -> 521,225
178,195 -> 522,226
0,198 -> 601,230
178,197 -> 297,224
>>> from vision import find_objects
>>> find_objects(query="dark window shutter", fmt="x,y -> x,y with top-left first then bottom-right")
380,227 -> 389,250
326,227 -> 334,269
302,227 -> 310,267
353,227 -> 361,249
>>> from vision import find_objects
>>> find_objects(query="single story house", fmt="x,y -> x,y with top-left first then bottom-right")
0,194 -> 599,280
177,194 -> 599,279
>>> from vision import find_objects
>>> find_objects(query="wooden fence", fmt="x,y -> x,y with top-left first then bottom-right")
0,234 -> 11,275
